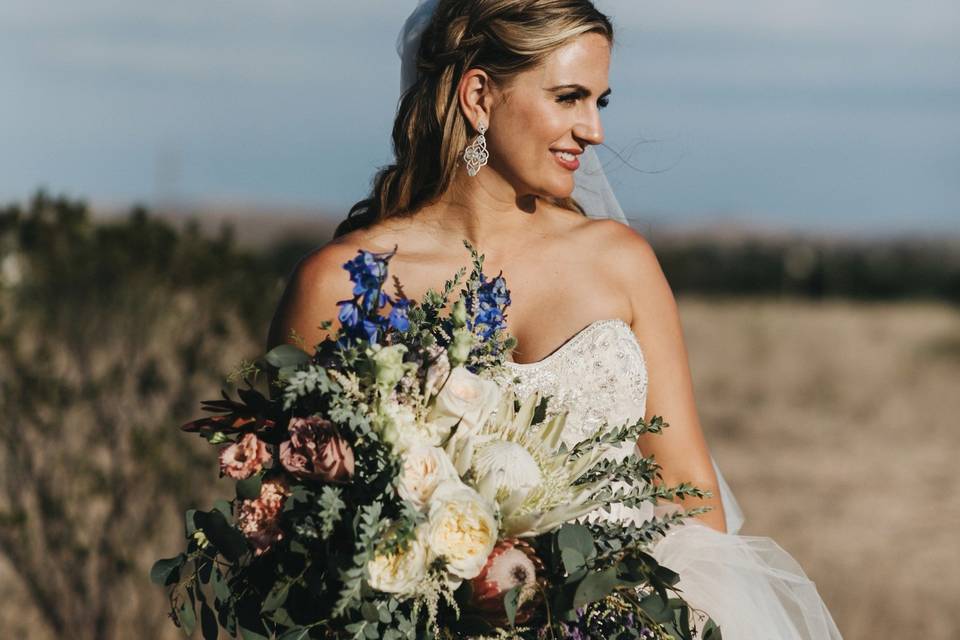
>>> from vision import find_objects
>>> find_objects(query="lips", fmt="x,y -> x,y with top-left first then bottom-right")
552,149 -> 581,171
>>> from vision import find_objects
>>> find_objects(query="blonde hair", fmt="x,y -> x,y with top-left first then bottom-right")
334,0 -> 613,238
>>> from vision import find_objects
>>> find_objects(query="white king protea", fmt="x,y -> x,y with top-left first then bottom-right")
446,388 -> 612,538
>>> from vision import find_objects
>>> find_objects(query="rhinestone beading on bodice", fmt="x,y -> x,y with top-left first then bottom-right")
492,319 -> 648,447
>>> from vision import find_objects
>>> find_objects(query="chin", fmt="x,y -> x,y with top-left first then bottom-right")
530,172 -> 576,200
509,166 -> 575,201
542,179 -> 576,200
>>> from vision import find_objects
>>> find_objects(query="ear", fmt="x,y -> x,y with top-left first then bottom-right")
457,68 -> 494,132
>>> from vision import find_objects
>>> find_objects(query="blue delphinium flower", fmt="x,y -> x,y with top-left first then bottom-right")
338,300 -> 360,328
468,272 -> 511,341
361,318 -> 381,344
388,298 -> 411,332
335,248 -> 411,348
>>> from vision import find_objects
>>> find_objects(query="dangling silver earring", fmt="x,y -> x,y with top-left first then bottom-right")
463,121 -> 489,177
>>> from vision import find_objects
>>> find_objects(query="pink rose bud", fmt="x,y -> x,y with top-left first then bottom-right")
280,416 -> 355,483
218,432 -> 271,480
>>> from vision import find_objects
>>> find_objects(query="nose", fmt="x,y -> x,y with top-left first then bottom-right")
573,109 -> 604,147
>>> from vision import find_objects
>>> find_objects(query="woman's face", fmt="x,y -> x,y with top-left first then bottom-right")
485,32 -> 611,200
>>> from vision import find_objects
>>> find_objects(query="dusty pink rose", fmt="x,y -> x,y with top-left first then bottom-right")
218,433 -> 271,480
235,477 -> 291,556
467,539 -> 544,623
280,416 -> 355,483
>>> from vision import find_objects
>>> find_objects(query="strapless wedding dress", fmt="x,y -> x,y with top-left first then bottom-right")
493,318 -> 843,640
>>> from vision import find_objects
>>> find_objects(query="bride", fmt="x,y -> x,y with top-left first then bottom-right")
269,1 -> 842,637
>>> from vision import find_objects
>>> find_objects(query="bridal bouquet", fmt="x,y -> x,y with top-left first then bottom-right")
152,242 -> 720,640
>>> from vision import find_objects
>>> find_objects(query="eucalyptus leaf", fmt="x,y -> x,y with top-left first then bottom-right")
678,603 -> 690,639
561,547 -> 586,575
277,629 -> 311,640
572,567 -> 618,610
266,344 -> 312,369
212,566 -> 230,601
262,581 -> 292,614
213,500 -> 233,522
654,563 -> 680,587
703,619 -> 723,640
185,509 -> 198,536
239,626 -> 270,640
217,605 -> 237,636
195,510 -> 248,563
504,586 -> 521,627
236,475 -> 262,500
178,588 -> 197,636
557,523 -> 595,560
200,601 -> 219,640
150,554 -> 185,586
639,592 -> 674,624
361,602 -> 379,623
198,558 -> 213,584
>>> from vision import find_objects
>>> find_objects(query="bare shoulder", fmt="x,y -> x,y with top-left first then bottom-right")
564,215 -> 662,286
594,219 -> 660,278
266,227 -> 376,352
575,218 -> 676,330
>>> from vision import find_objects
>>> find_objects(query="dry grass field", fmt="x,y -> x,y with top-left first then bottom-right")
2,297 -> 957,638
680,298 -> 960,639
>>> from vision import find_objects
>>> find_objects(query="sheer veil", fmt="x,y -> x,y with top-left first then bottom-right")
396,0 -> 744,534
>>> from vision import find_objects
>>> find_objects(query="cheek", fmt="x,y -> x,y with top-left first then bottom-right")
512,103 -> 563,144
490,104 -> 565,168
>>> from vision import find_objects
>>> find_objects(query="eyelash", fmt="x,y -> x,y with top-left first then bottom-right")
557,93 -> 610,109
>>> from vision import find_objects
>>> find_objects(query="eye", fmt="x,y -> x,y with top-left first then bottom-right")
556,91 -> 610,110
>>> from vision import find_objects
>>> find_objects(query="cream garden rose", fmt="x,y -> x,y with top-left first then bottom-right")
426,481 -> 498,580
427,366 -> 502,436
398,445 -> 460,511
366,525 -> 429,595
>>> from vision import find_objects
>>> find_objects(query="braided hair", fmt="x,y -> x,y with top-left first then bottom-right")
334,0 -> 613,238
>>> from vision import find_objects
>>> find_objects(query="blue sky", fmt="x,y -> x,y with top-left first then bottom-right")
2,1 -> 957,234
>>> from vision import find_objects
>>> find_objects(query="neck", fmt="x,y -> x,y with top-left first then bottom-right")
414,167 -> 543,253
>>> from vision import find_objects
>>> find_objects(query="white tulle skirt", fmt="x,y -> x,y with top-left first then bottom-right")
651,458 -> 842,639
594,456 -> 843,639
651,521 -> 843,639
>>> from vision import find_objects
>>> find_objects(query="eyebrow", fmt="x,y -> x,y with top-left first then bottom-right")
545,83 -> 612,99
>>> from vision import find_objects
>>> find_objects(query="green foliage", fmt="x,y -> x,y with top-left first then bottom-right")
333,502 -> 385,618
288,485 -> 347,541
0,190 -> 285,639
655,234 -> 960,303
569,415 -> 666,459
282,364 -> 342,410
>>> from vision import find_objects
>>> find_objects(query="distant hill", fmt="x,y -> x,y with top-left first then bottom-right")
66,196 -> 960,303
93,200 -> 340,250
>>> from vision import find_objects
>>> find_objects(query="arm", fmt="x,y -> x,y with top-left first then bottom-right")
266,243 -> 358,354
611,227 -> 727,532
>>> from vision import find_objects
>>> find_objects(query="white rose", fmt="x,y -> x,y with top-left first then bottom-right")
426,480 -> 498,580
366,525 -> 429,595
398,446 -> 460,511
427,366 -> 502,436
375,397 -> 448,452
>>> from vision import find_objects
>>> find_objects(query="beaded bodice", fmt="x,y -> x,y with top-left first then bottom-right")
493,318 -> 648,448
